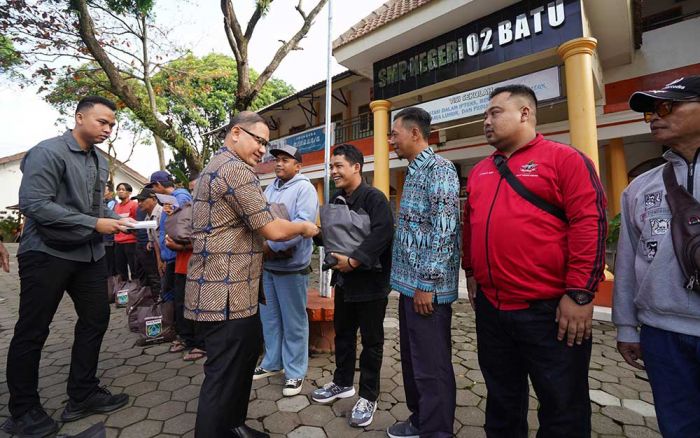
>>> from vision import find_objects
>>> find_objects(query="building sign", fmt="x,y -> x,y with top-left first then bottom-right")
391,67 -> 561,125
374,0 -> 581,99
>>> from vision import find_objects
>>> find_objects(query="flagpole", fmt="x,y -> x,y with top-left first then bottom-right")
320,0 -> 333,298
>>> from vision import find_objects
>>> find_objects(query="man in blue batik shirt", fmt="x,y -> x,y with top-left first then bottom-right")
387,107 -> 460,438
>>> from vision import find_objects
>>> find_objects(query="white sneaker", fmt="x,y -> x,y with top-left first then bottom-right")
282,378 -> 303,396
253,366 -> 283,381
349,397 -> 377,427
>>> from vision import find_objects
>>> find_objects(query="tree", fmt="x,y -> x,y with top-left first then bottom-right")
221,0 -> 328,111
153,52 -> 294,179
1,0 -> 326,174
0,35 -> 22,76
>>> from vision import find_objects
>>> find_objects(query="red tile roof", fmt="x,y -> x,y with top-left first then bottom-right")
333,0 -> 434,49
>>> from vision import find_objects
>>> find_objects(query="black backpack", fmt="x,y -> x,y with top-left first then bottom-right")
662,162 -> 700,292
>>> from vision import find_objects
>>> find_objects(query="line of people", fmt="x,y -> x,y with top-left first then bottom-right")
2,75 -> 699,438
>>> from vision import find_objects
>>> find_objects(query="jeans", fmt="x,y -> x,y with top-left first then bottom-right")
333,286 -> 388,402
260,270 -> 309,379
475,291 -> 591,438
7,251 -> 110,417
640,324 -> 700,438
195,314 -> 262,437
399,294 -> 455,438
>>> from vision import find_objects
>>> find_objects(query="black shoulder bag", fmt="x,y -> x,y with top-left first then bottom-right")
36,150 -> 102,250
493,155 -> 568,223
662,162 -> 700,292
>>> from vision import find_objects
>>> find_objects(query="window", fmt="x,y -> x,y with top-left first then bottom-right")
358,104 -> 373,134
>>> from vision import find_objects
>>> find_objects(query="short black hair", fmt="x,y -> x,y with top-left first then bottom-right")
225,111 -> 269,134
332,143 -> 364,171
489,84 -> 538,108
394,107 -> 432,140
116,182 -> 133,192
76,95 -> 117,114
105,181 -> 114,192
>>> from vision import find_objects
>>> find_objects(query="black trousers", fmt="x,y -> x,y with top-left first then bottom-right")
174,273 -> 203,349
475,291 -> 592,438
114,242 -> 136,281
195,313 -> 262,437
7,251 -> 110,417
399,294 -> 455,438
134,245 -> 160,295
104,243 -> 116,276
333,286 -> 388,402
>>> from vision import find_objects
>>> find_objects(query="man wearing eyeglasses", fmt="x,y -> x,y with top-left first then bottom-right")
613,75 -> 700,438
186,111 -> 319,438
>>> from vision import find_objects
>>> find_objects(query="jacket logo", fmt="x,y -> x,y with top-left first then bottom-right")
644,191 -> 662,209
520,160 -> 538,173
646,241 -> 658,260
650,218 -> 670,235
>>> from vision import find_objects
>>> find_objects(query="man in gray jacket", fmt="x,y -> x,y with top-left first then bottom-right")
3,96 -> 133,437
613,76 -> 700,438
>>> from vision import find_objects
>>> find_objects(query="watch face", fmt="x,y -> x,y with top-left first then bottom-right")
569,291 -> 593,305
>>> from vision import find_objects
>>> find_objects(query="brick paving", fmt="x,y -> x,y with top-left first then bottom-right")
0,243 -> 660,437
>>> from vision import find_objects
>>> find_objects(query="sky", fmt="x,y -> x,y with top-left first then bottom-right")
0,0 -> 386,177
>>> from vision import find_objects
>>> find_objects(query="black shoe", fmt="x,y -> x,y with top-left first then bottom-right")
231,424 -> 270,438
61,387 -> 129,422
0,406 -> 59,437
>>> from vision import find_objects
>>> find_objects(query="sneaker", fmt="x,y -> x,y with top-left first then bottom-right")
311,382 -> 355,403
349,397 -> 377,427
387,420 -> 420,438
282,378 -> 303,396
253,366 -> 283,381
61,386 -> 129,422
0,406 -> 58,437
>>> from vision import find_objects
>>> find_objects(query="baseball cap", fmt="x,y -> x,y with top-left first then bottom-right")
131,188 -> 156,201
629,76 -> 700,112
269,144 -> 303,163
145,170 -> 173,188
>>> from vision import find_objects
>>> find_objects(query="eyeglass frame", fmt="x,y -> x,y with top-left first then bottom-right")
236,125 -> 270,148
643,98 -> 700,123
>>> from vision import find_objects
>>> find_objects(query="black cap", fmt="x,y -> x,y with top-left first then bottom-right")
269,144 -> 303,163
629,76 -> 700,112
131,187 -> 156,201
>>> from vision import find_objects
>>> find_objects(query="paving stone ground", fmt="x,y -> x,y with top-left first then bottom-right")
0,243 -> 660,437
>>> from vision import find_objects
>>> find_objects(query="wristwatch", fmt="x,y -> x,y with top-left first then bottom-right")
566,290 -> 594,305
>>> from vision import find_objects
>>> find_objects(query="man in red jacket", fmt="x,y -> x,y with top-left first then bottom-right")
462,84 -> 607,437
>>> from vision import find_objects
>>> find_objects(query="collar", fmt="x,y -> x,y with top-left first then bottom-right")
64,129 -> 93,154
492,133 -> 544,160
217,146 -> 249,168
341,181 -> 368,206
407,147 -> 435,175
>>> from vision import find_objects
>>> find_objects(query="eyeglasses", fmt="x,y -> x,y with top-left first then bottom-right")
237,126 -> 270,147
644,99 -> 700,123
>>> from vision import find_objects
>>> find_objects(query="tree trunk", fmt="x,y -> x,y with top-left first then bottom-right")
141,14 -> 166,171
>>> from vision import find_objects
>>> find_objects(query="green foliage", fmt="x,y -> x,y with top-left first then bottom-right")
0,214 -> 21,242
0,35 -> 22,75
104,0 -> 154,15
153,52 -> 294,173
606,213 -> 621,248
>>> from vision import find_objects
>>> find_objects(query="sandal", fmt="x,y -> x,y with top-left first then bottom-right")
169,340 -> 186,353
183,348 -> 206,361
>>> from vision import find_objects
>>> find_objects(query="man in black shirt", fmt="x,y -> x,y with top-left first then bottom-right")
311,144 -> 394,428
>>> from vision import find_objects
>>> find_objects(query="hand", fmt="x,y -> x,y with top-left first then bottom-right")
0,242 -> 9,273
158,260 -> 166,277
162,204 -> 174,215
330,253 -> 356,273
413,289 -> 434,316
300,221 -> 319,238
95,218 -> 132,234
556,294 -> 593,347
466,275 -> 477,311
164,235 -> 184,251
146,241 -> 153,251
617,341 -> 645,370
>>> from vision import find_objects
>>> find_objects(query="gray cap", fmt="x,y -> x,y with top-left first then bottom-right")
269,144 -> 302,163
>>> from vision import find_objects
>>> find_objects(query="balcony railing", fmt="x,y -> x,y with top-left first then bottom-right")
334,113 -> 374,144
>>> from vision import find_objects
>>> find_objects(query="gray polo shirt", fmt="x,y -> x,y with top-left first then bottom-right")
18,130 -> 120,262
